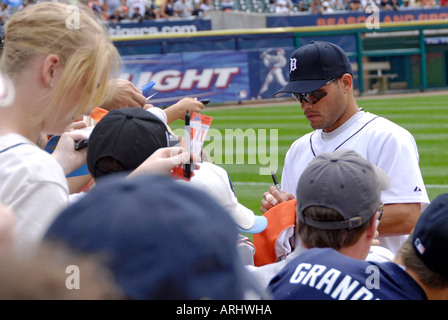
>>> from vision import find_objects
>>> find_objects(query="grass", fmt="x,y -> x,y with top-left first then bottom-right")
170,94 -> 448,217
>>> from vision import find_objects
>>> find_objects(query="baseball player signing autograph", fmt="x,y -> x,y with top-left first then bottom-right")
258,41 -> 429,261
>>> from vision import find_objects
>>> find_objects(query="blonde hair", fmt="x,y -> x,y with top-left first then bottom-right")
0,1 -> 120,122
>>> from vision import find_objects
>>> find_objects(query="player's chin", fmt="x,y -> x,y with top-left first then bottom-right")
307,117 -> 323,129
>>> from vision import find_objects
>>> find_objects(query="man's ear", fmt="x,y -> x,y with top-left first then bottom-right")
340,73 -> 353,93
367,210 -> 380,240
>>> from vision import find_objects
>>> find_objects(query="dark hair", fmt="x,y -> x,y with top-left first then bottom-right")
297,206 -> 372,250
95,156 -> 127,176
397,237 -> 448,289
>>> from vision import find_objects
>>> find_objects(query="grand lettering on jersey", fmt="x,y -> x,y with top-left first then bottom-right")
289,263 -> 380,300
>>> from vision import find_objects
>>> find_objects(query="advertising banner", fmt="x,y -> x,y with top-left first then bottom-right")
119,35 -> 360,104
109,18 -> 212,36
120,51 -> 251,105
267,8 -> 448,28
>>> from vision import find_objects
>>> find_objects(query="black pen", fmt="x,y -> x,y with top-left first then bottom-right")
74,138 -> 89,150
271,171 -> 281,192
183,110 -> 191,179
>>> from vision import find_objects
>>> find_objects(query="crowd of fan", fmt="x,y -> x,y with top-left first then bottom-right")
89,0 -> 446,20
92,0 -> 446,20
0,0 -> 445,26
1,0 -> 447,300
291,0 -> 441,14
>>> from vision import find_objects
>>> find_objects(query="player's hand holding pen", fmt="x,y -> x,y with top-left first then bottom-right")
260,172 -> 295,214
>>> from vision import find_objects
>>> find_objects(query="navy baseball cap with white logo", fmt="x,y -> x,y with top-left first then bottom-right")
275,41 -> 352,97
412,193 -> 448,278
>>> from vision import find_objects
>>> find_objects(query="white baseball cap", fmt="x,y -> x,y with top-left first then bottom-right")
183,162 -> 267,234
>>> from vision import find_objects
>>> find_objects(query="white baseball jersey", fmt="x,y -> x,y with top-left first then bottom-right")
281,109 -> 430,255
0,134 -> 69,254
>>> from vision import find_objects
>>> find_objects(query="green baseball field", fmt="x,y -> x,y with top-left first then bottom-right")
171,93 -> 448,218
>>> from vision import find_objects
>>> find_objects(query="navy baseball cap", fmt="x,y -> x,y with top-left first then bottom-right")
87,107 -> 178,179
275,41 -> 352,97
44,174 -> 266,300
412,193 -> 448,277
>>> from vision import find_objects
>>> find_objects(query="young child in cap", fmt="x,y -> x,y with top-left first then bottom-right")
84,107 -> 267,265
65,95 -> 205,195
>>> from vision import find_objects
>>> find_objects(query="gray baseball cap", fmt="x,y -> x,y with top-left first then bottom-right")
297,149 -> 390,230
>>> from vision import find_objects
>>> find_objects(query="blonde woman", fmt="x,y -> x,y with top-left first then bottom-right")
0,2 -> 119,254
0,2 -> 189,254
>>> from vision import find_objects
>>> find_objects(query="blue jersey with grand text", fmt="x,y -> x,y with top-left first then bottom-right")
268,248 -> 427,300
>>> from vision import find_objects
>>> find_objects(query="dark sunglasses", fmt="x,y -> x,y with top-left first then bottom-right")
292,78 -> 339,104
